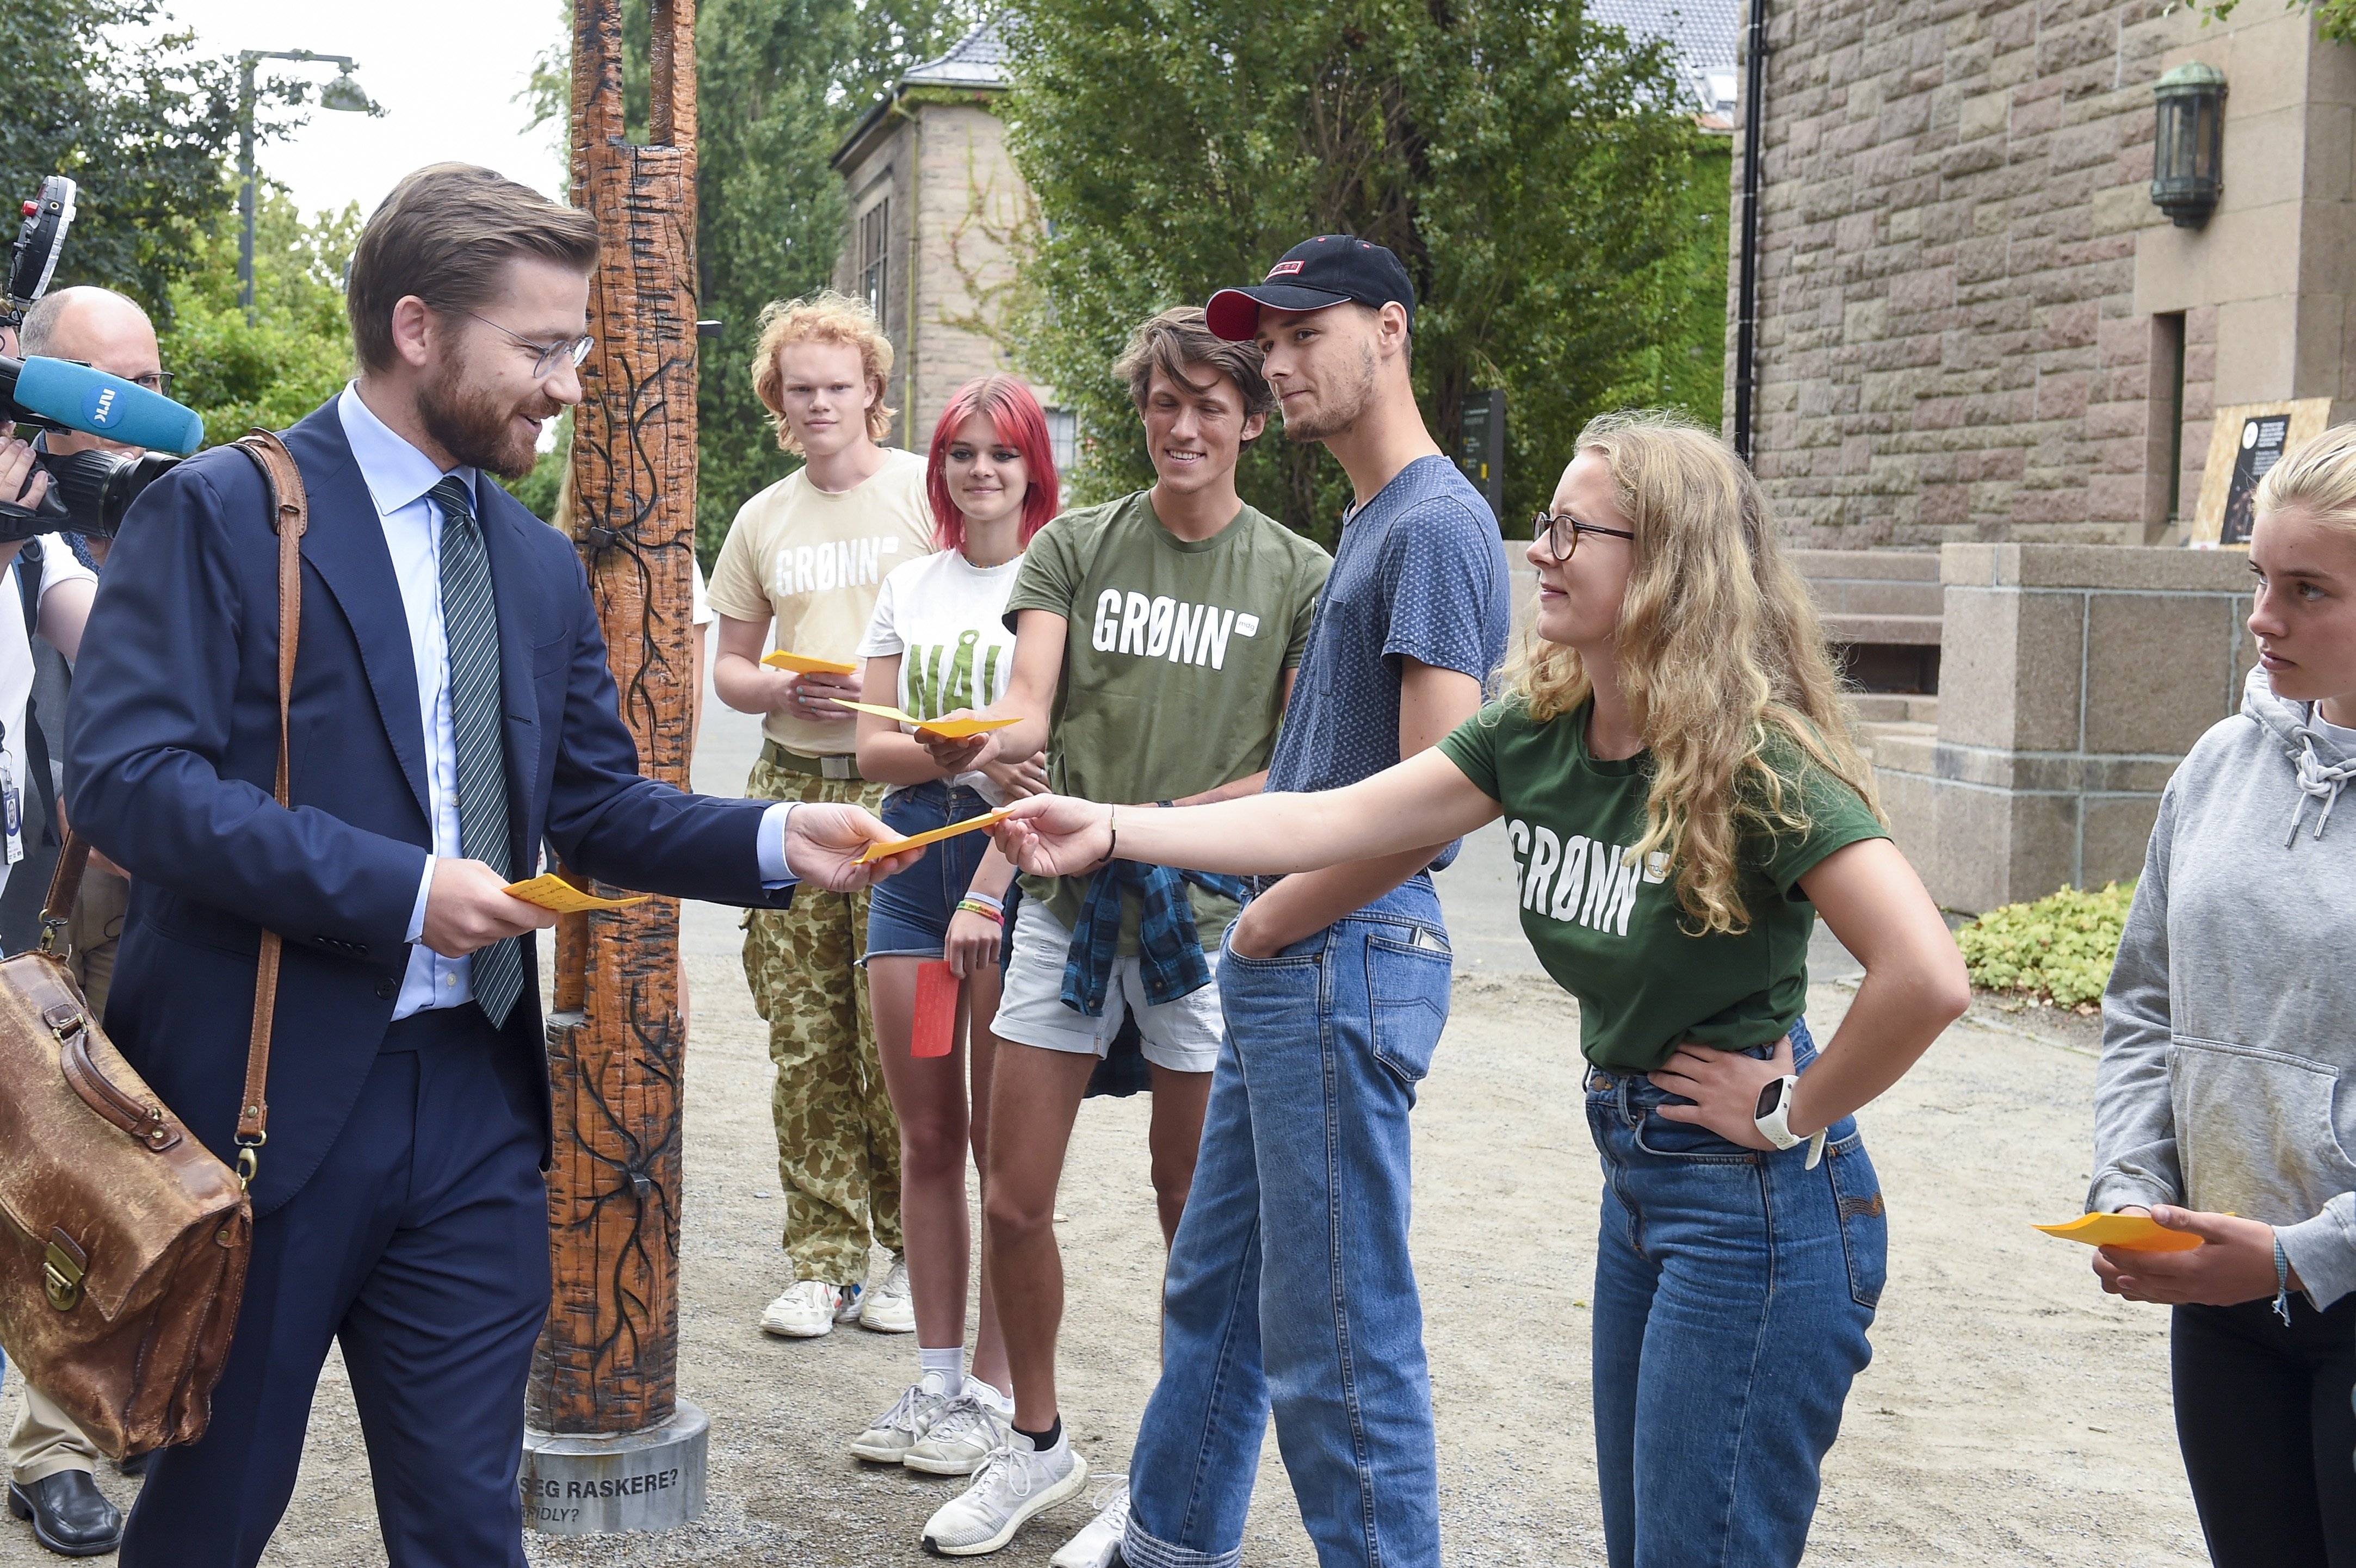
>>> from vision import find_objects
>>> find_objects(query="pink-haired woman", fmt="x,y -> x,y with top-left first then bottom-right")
843,375 -> 1059,1476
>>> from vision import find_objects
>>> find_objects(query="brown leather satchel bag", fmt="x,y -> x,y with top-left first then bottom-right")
0,430 -> 309,1458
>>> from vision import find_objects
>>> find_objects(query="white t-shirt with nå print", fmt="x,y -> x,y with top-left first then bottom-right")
857,546 -> 1024,804
706,447 -> 935,756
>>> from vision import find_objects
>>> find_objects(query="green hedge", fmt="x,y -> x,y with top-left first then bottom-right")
1955,881 -> 2137,1009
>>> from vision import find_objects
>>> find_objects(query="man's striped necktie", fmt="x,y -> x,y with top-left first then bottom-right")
428,475 -> 523,1028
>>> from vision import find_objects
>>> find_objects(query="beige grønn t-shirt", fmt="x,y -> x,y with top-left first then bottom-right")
706,449 -> 936,755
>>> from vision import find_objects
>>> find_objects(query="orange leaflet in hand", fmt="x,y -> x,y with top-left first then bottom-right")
762,651 -> 856,675
2032,1212 -> 2205,1252
852,807 -> 1016,866
503,873 -> 650,913
834,699 -> 1022,740
911,961 -> 958,1058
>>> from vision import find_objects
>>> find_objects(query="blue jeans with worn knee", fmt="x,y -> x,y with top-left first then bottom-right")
1122,878 -> 1451,1568
1587,1020 -> 1884,1568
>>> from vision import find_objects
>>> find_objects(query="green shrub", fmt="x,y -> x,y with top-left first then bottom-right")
1955,881 -> 2137,1009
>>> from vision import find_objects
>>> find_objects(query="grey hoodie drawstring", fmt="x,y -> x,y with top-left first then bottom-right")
2284,732 -> 2356,846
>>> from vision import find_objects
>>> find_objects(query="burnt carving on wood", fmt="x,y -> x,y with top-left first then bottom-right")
528,0 -> 700,1437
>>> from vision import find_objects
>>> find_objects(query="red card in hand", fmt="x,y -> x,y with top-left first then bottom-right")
912,960 -> 959,1058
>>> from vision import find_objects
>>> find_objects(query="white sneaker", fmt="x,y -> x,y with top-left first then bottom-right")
919,1429 -> 1088,1556
860,1252 -> 916,1334
759,1279 -> 852,1338
1050,1476 -> 1131,1568
905,1383 -> 1014,1476
850,1374 -> 953,1464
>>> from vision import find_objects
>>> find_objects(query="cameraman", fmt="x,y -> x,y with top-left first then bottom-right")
11,289 -> 142,1001
0,307 -> 112,1560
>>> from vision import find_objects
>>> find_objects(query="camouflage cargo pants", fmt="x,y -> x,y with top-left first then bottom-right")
743,757 -> 903,1285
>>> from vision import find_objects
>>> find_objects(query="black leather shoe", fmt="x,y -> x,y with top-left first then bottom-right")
7,1471 -> 124,1557
112,1450 -> 147,1478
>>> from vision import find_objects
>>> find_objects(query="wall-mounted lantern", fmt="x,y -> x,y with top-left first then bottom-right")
2151,63 -> 2226,230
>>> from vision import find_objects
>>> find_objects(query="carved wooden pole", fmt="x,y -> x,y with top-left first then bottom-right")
521,0 -> 705,1534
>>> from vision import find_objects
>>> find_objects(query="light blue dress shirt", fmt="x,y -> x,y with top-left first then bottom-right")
335,385 -> 795,1021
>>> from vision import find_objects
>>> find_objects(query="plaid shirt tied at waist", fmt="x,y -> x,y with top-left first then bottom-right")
1059,858 -> 1251,1018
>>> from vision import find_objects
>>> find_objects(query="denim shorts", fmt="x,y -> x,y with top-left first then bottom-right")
861,781 -> 1000,963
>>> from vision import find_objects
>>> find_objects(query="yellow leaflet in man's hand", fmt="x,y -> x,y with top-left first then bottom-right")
854,807 -> 1016,866
762,650 -> 857,675
2033,1212 -> 2205,1251
835,699 -> 1022,739
503,873 -> 650,913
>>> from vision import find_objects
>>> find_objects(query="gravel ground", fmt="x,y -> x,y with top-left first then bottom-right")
0,703 -> 2208,1564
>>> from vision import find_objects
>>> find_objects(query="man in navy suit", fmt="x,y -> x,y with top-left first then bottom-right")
63,163 -> 914,1568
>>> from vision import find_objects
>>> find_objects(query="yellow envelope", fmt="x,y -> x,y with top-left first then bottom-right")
503,873 -> 650,913
836,699 -> 1022,739
762,650 -> 857,675
2033,1212 -> 2205,1252
854,807 -> 1016,865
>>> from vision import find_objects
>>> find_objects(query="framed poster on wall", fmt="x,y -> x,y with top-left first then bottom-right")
2191,399 -> 2334,547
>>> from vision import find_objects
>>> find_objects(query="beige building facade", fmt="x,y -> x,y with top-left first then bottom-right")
1738,1 -> 2356,547
830,26 -> 1071,466
1733,2 -> 2349,909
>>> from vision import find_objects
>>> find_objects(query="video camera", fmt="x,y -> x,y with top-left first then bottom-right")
0,175 -> 202,542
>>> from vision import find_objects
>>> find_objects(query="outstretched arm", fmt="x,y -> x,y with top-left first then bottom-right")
993,747 -> 1500,882
1227,658 -> 1483,956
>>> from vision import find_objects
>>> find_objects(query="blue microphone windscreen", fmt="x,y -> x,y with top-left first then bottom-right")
13,356 -> 205,456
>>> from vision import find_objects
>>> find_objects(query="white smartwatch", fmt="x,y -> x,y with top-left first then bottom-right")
1753,1074 -> 1827,1169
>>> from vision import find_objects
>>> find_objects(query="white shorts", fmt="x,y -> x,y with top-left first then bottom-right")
991,896 -> 1226,1075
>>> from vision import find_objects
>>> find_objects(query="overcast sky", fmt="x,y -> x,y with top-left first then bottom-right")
154,1 -> 567,220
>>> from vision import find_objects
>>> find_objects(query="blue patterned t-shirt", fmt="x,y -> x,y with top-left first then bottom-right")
1265,454 -> 1511,871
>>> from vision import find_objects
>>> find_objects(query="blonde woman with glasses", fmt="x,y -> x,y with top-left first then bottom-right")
991,410 -> 1969,1567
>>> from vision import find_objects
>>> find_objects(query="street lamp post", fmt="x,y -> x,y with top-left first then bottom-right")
238,49 -> 376,326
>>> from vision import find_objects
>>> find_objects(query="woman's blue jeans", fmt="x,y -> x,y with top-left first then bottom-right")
1122,878 -> 1451,1568
1586,1020 -> 1884,1568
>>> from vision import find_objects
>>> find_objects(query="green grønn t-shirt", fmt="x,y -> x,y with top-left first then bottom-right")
1004,490 -> 1331,949
1436,697 -> 1889,1072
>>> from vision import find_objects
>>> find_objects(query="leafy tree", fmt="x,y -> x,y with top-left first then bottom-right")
0,0 -> 303,323
157,185 -> 361,447
2202,1 -> 2356,40
998,0 -> 1713,541
526,0 -> 976,561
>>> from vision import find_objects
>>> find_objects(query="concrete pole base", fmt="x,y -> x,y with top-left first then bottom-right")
521,1398 -> 709,1535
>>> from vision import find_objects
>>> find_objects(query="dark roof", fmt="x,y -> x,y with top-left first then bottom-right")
832,20 -> 1011,169
901,20 -> 1010,91
1587,0 -> 1739,117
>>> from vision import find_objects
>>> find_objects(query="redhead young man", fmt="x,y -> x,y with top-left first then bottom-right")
709,292 -> 936,1339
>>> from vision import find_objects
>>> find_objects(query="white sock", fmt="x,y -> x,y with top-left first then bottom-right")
918,1343 -> 964,1398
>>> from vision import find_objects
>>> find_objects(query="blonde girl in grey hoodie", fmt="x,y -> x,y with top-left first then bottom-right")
2090,423 -> 2356,1568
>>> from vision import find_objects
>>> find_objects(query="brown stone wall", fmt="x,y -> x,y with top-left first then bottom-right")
1732,2 -> 2340,547
906,101 -> 1034,447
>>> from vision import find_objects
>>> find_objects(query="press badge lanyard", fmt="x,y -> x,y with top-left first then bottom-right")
0,716 -> 21,867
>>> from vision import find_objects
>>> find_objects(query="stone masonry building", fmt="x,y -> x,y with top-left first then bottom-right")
1733,2 -> 2348,909
1737,1 -> 2356,547
828,24 -> 1073,465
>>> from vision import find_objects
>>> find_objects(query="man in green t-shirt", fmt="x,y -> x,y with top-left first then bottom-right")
911,308 -> 1329,1557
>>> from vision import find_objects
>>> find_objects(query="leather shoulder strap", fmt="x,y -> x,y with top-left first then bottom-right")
227,430 -> 308,1174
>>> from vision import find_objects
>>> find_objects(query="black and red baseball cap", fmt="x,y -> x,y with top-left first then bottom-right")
1204,235 -> 1416,342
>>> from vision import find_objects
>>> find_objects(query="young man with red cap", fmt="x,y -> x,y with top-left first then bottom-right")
1081,237 -> 1511,1568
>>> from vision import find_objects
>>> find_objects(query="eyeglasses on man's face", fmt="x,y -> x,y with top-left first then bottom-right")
464,311 -> 595,381
1531,510 -> 1636,562
55,362 -> 173,400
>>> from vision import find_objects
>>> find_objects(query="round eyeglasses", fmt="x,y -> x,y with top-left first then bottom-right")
1532,510 -> 1636,561
464,311 -> 595,381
